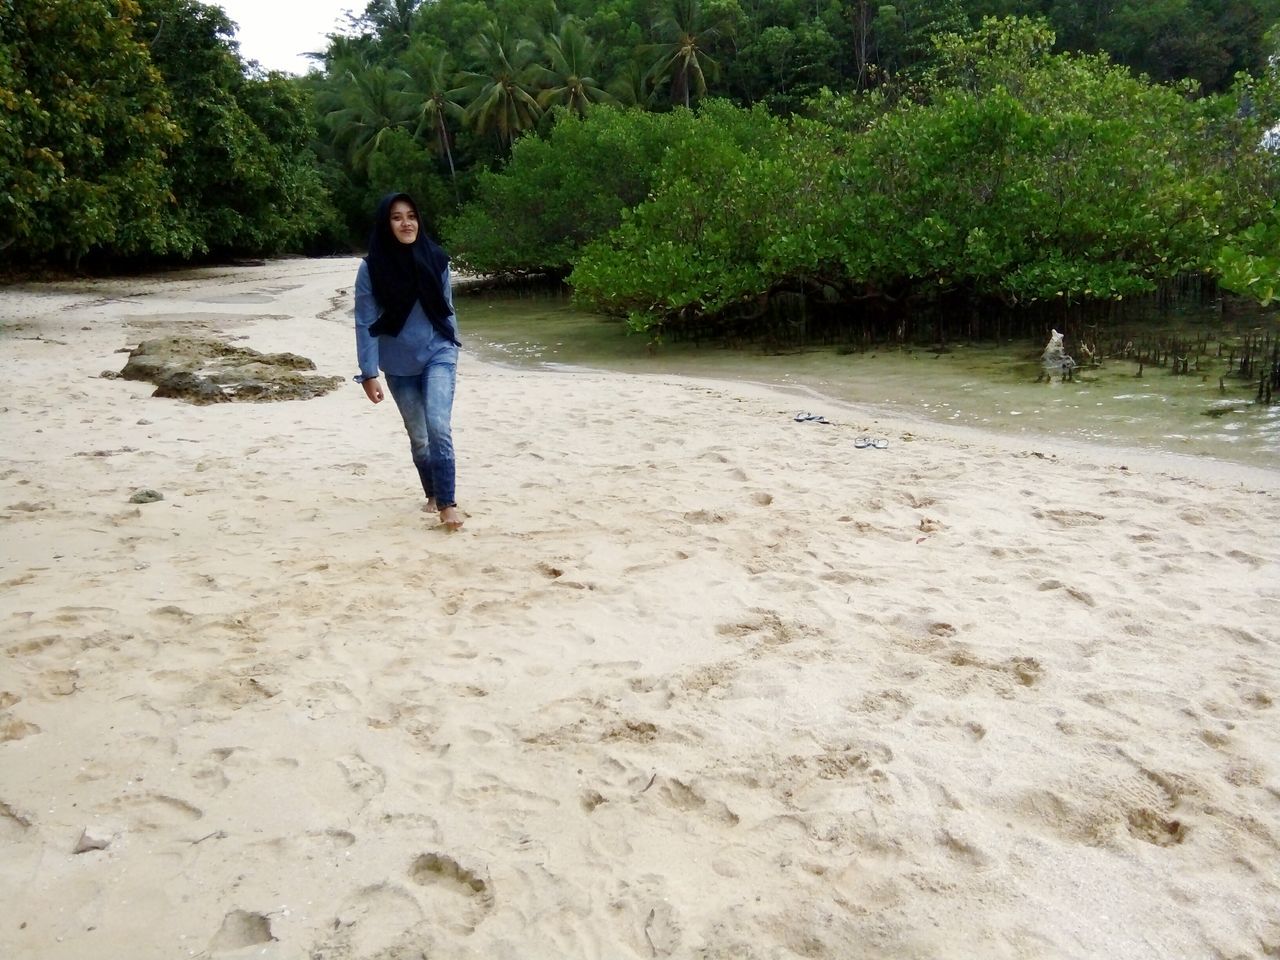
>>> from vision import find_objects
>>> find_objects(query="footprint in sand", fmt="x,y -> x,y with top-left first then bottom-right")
1036,579 -> 1096,607
852,688 -> 914,721
189,750 -> 236,795
0,715 -> 41,742
301,679 -> 361,717
675,661 -> 739,699
1032,507 -> 1106,528
209,910 -> 274,952
1017,762 -> 1192,849
1226,548 -> 1266,567
655,776 -> 740,826
0,800 -> 33,842
1125,806 -> 1187,846
314,882 -> 425,959
408,852 -> 495,934
161,670 -> 278,713
608,878 -> 682,957
684,508 -> 729,524
335,753 -> 386,808
943,648 -> 1045,693
104,793 -> 203,832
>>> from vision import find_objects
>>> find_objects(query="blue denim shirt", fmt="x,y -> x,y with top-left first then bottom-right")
354,259 -> 459,381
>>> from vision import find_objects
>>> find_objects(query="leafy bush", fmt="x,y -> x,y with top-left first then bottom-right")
569,103 -> 804,323
1,0 -> 337,265
569,19 -> 1271,335
1218,206 -> 1280,305
1,0 -> 182,261
445,105 -> 710,274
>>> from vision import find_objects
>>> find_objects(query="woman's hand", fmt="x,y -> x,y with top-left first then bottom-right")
362,378 -> 384,404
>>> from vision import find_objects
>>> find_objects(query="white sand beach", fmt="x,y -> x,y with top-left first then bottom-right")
2,258 -> 1278,959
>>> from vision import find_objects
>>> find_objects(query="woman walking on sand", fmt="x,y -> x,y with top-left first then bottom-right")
354,192 -> 463,531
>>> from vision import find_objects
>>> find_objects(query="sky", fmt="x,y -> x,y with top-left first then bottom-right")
212,1 -> 358,74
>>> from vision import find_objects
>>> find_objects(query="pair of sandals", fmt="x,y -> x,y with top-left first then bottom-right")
795,412 -> 889,448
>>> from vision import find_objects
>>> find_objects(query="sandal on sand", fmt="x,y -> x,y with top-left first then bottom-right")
854,436 -> 871,448
872,438 -> 889,449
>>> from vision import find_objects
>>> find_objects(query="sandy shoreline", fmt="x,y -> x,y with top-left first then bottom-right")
2,258 -> 1278,959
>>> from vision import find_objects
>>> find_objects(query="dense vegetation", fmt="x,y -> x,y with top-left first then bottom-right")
563,20 -> 1280,337
2,0 -> 336,265
2,0 -> 1278,323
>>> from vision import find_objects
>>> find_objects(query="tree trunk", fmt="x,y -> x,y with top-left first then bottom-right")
853,0 -> 870,90
437,112 -> 459,204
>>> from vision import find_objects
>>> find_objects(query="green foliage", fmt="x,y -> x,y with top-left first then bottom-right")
1218,207 -> 1280,305
140,0 -> 336,256
401,40 -> 466,195
326,64 -> 416,173
1,0 -> 336,265
926,14 -> 1056,96
225,75 -> 342,253
304,0 -> 1280,255
1,0 -> 181,260
646,0 -> 730,107
731,18 -> 840,113
533,16 -> 617,115
4,0 -> 1271,283
569,21 -> 1271,334
346,0 -> 423,56
871,0 -> 970,78
570,100 -> 801,323
445,105 -> 704,273
0,29 -> 35,254
456,21 -> 543,145
962,0 -> 1280,92
365,126 -> 453,230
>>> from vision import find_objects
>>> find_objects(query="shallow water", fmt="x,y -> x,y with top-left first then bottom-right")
458,289 -> 1280,468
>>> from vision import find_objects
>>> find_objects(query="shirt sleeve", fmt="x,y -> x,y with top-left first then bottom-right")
443,264 -> 460,343
353,261 -> 380,381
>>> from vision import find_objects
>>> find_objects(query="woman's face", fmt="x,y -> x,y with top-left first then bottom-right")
389,200 -> 419,245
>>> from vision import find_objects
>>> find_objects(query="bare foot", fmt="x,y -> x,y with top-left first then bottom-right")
439,505 -> 463,531
423,497 -> 437,513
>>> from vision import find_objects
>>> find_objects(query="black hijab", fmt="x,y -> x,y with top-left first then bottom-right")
364,192 -> 458,344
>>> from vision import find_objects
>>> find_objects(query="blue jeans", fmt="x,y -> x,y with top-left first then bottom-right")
385,362 -> 457,508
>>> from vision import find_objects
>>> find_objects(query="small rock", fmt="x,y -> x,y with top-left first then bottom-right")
129,489 -> 164,504
99,370 -> 120,380
73,828 -> 111,854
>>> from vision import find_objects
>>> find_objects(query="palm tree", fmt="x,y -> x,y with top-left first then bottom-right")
326,65 -> 413,174
608,53 -> 659,109
457,22 -> 543,148
402,41 -> 466,198
646,0 -> 726,108
344,0 -> 421,53
310,34 -> 377,75
533,17 -> 617,116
